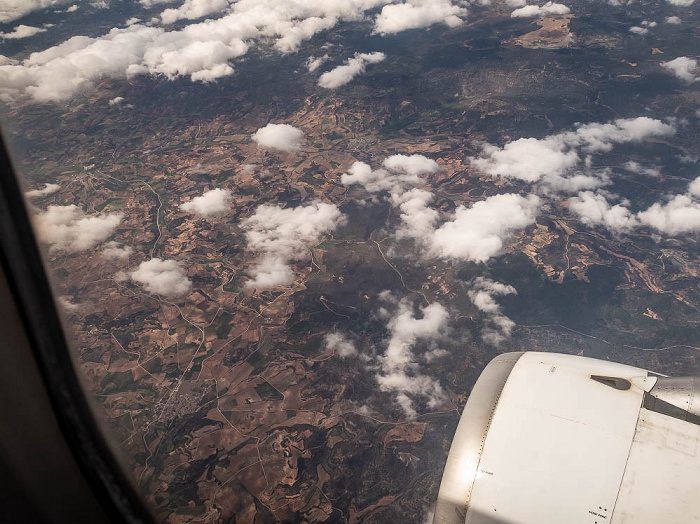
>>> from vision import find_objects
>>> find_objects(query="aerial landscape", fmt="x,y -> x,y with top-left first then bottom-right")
0,0 -> 699,521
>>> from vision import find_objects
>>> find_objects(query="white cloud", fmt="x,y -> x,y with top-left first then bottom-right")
471,117 -> 675,191
637,195 -> 700,235
306,54 -> 329,73
25,183 -> 59,198
424,347 -> 449,361
109,96 -> 124,106
665,16 -> 681,24
180,188 -> 232,217
506,0 -> 527,6
0,1 -> 471,101
66,4 -> 78,11
160,0 -> 230,24
343,156 -> 536,263
0,0 -> 71,23
324,332 -> 357,358
0,0 -> 405,102
510,2 -> 570,18
318,52 -> 385,89
393,188 -> 440,241
569,176 -> 700,236
139,0 -> 176,7
629,26 -> 648,35
102,241 -> 134,260
131,258 -> 192,297
241,163 -> 256,175
242,201 -> 346,289
56,295 -> 80,311
189,62 -> 235,83
0,25 -> 47,39
376,295 -> 450,419
567,192 -> 638,233
689,177 -> 700,198
624,161 -> 661,177
373,0 -> 467,35
382,154 -> 441,177
662,57 -> 698,83
341,154 -> 439,194
35,205 -> 123,253
474,137 -> 579,184
468,277 -> 517,345
574,118 -> 676,152
252,123 -> 304,153
429,194 -> 540,262
665,0 -> 693,5
342,161 -> 408,192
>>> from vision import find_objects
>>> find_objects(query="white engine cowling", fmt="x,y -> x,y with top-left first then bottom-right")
434,352 -> 700,524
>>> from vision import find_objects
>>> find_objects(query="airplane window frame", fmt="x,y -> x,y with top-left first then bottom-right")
0,129 -> 154,524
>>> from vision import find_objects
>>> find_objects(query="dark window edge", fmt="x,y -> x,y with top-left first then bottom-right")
0,129 -> 154,524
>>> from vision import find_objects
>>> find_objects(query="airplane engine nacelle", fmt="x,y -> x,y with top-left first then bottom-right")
434,352 -> 700,524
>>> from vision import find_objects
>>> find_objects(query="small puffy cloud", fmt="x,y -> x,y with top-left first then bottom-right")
190,63 -> 235,83
665,16 -> 681,24
180,188 -> 232,218
56,295 -> 80,312
569,177 -> 700,236
241,163 -> 256,175
629,26 -> 648,35
468,277 -> 517,345
66,4 -> 79,11
474,136 -> 579,184
568,191 -> 637,233
637,195 -> 700,235
382,154 -> 440,177
102,241 -> 134,260
471,117 -> 675,191
341,154 -> 439,194
139,0 -> 176,6
242,201 -> 346,289
661,57 -> 698,83
511,2 -> 570,18
0,0 -> 71,23
35,205 -> 123,253
318,52 -> 385,89
688,177 -> 700,198
25,183 -> 60,198
131,258 -> 192,297
324,332 -> 357,358
109,96 -> 124,106
665,0 -> 693,5
429,194 -> 540,262
624,161 -> 660,177
373,0 -> 467,35
393,188 -> 440,241
376,296 -> 450,418
0,25 -> 47,40
160,0 -> 230,25
506,0 -> 527,6
252,123 -> 305,153
306,54 -> 329,73
576,118 -> 676,151
342,161 -> 407,193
